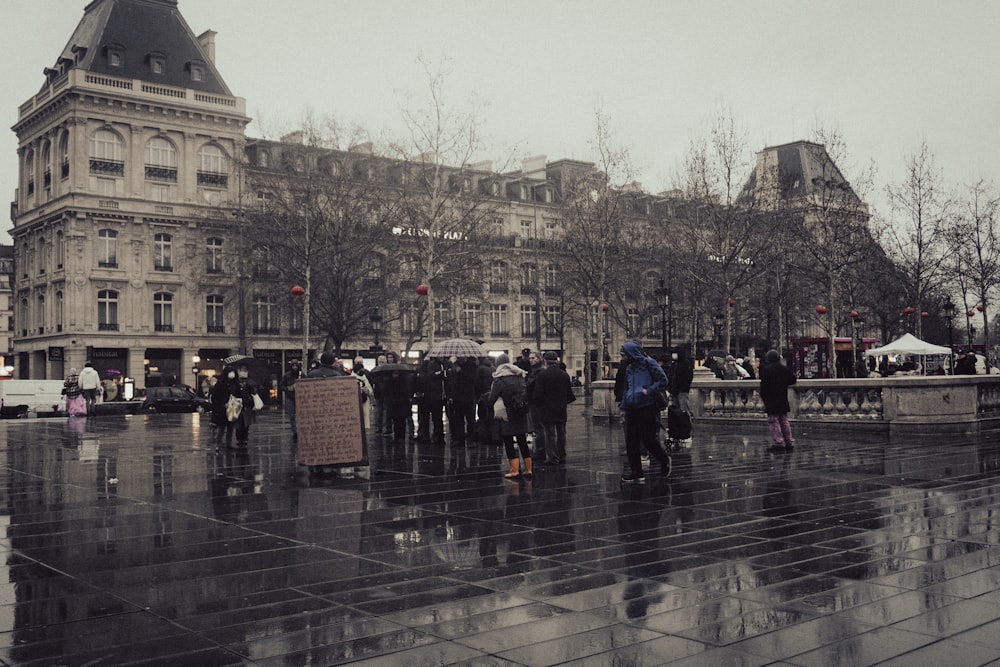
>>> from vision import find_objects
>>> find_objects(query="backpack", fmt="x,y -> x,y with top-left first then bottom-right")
504,390 -> 529,418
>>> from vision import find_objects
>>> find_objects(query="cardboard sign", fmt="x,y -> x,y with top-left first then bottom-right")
294,376 -> 368,467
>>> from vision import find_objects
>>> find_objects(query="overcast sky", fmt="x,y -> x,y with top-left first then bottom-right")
4,0 -> 999,245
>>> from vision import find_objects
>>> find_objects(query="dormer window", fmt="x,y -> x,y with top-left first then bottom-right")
147,52 -> 166,75
104,44 -> 125,68
71,44 -> 87,65
520,185 -> 529,201
185,60 -> 206,82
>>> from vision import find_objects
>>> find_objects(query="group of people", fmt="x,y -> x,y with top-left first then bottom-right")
208,361 -> 263,449
62,361 -> 103,417
276,348 -> 577,480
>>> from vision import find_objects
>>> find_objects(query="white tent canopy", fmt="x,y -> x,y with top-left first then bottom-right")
864,333 -> 951,357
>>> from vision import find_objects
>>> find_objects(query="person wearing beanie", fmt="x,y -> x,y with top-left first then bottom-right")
533,352 -> 575,465
63,367 -> 86,416
759,349 -> 797,452
489,359 -> 531,478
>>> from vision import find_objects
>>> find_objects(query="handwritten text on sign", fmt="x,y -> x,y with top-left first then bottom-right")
294,377 -> 367,466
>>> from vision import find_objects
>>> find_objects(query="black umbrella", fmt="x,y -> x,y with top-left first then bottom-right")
369,363 -> 416,375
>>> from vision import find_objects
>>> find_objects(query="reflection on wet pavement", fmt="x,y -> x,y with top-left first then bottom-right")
1,408 -> 1000,664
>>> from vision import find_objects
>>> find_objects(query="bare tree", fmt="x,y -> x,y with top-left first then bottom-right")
948,179 -> 1000,354
557,111 -> 662,388
671,110 -> 773,356
777,128 -> 877,377
883,141 -> 953,339
383,57 -> 505,350
242,137 -> 396,357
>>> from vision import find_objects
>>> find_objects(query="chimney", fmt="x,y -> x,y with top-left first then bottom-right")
197,30 -> 217,64
521,155 -> 547,180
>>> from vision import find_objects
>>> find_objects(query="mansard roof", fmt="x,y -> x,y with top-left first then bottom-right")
741,140 -> 864,211
47,0 -> 232,96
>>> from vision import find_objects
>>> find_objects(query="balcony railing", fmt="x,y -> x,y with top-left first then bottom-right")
207,325 -> 225,333
98,323 -> 118,331
197,171 -> 228,187
90,159 -> 124,176
154,324 -> 173,332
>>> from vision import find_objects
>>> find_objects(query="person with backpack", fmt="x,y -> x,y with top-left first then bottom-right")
488,354 -> 531,479
619,341 -> 673,483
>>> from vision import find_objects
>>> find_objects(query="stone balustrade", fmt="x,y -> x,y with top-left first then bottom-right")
591,372 -> 1000,436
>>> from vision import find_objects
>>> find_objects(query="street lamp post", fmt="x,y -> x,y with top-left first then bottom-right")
369,308 -> 383,353
191,355 -> 200,394
656,279 -> 669,351
943,298 -> 956,375
713,312 -> 724,348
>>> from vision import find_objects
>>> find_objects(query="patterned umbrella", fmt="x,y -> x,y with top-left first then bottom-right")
222,354 -> 253,366
428,338 -> 488,358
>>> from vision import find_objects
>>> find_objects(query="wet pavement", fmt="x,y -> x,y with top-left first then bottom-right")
1,407 -> 1000,666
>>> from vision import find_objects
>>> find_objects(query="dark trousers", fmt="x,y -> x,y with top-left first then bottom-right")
542,421 -> 567,462
418,400 -> 445,442
448,400 -> 477,445
625,406 -> 669,474
503,432 -> 530,460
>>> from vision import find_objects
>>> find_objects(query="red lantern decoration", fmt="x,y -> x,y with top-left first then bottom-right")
728,298 -> 736,307
815,305 -> 827,315
921,311 -> 929,318
903,306 -> 916,315
601,303 -> 609,312
415,284 -> 429,296
968,310 -> 975,318
977,304 -> 984,312
290,285 -> 305,297
849,310 -> 859,319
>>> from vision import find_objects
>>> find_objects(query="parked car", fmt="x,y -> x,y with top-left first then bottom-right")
140,386 -> 211,413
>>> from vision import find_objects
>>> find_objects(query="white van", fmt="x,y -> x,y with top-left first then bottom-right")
0,380 -> 67,416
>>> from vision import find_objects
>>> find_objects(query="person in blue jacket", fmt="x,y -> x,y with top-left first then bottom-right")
618,341 -> 673,482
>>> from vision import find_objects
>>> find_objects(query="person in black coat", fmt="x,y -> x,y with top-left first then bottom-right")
666,348 -> 694,415
533,351 -> 575,465
759,349 -> 797,451
446,357 -> 479,447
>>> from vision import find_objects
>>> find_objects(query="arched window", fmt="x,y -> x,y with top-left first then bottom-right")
89,130 -> 124,170
197,144 -> 227,186
24,150 -> 34,197
97,229 -> 118,268
98,290 -> 118,331
153,292 -> 173,332
206,295 -> 224,332
19,298 -> 29,336
153,233 -> 172,271
59,133 -> 70,179
145,137 -> 177,181
36,295 -> 45,334
55,290 -> 64,332
40,141 -> 51,196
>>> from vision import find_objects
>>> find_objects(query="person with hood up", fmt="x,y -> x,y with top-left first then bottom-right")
667,348 -> 694,416
488,354 -> 532,479
619,341 -> 672,483
759,349 -> 797,452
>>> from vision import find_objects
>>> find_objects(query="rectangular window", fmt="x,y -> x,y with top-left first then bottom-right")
206,296 -> 224,333
150,183 -> 171,202
95,177 -> 117,196
153,234 -> 172,271
627,308 -> 641,338
401,305 -> 420,335
98,290 -> 118,331
433,301 -> 451,337
206,238 -> 223,273
520,304 -> 537,338
461,303 -> 482,336
97,230 -> 118,268
154,293 -> 173,332
490,304 -> 508,336
253,296 -> 277,333
544,305 -> 562,338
